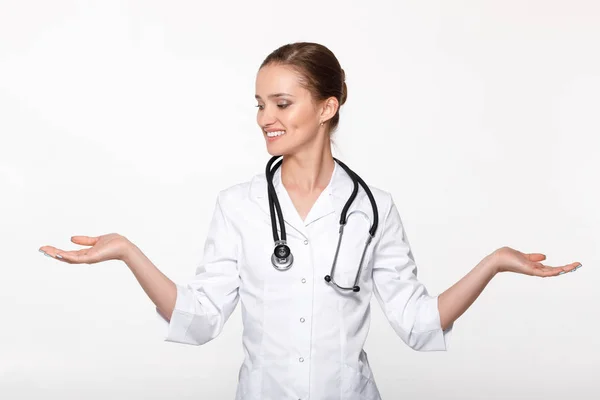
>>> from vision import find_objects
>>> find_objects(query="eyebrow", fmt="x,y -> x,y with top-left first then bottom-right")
254,93 -> 294,100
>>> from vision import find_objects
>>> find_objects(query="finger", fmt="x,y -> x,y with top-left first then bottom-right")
529,265 -> 563,278
527,262 -> 552,277
71,236 -> 99,246
54,249 -> 93,264
39,247 -> 90,264
39,247 -> 61,259
39,246 -> 65,259
554,262 -> 583,275
526,253 -> 546,262
532,262 -> 581,277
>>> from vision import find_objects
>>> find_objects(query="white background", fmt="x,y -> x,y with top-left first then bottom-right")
1,1 -> 599,399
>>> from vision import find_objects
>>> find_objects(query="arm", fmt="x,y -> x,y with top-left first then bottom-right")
41,232 -> 179,322
43,192 -> 240,346
438,246 -> 581,331
122,242 -> 177,322
437,255 -> 496,331
159,193 -> 241,345
131,193 -> 241,345
371,194 -> 452,351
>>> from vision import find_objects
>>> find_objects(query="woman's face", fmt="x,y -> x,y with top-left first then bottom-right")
255,63 -> 324,156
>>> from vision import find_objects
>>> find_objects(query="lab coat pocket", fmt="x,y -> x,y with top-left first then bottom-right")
341,363 -> 381,399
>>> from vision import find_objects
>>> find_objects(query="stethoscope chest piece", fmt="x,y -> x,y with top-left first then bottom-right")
271,240 -> 293,271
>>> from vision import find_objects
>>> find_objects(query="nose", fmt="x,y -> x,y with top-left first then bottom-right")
257,105 -> 277,129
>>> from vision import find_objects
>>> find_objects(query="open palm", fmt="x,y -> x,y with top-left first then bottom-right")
39,233 -> 130,265
492,246 -> 581,277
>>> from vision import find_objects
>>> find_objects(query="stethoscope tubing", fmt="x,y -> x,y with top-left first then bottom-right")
266,155 -> 379,291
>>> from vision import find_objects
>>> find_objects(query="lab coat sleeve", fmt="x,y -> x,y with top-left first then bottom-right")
157,192 -> 241,346
371,194 -> 453,351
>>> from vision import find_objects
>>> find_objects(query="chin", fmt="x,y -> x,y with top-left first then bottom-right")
266,146 -> 288,157
265,140 -> 294,157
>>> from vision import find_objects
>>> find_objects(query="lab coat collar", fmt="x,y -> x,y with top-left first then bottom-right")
250,160 -> 363,238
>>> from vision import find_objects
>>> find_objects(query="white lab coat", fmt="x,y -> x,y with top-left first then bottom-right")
158,161 -> 453,399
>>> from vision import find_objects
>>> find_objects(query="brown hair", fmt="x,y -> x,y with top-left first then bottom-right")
260,42 -> 347,134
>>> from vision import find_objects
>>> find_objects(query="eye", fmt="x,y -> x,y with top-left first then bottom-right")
277,103 -> 290,109
255,104 -> 264,110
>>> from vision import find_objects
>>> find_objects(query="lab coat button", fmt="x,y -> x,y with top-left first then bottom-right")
300,317 -> 305,323
301,278 -> 306,283
303,239 -> 309,245
299,357 -> 304,362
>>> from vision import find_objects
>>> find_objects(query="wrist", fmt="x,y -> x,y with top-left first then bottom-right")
119,237 -> 138,265
481,253 -> 500,276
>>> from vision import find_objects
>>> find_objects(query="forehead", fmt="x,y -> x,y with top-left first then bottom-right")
255,64 -> 307,97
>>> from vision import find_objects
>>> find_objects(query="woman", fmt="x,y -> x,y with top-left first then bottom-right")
39,42 -> 581,400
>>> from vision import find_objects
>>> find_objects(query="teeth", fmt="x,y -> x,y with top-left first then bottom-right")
266,130 -> 286,137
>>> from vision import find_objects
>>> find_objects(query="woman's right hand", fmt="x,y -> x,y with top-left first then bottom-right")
39,233 -> 133,265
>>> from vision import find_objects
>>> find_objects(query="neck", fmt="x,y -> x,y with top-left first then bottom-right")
280,145 -> 335,193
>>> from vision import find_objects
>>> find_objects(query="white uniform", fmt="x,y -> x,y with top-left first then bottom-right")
158,161 -> 453,399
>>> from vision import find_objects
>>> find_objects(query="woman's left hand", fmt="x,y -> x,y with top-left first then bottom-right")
490,246 -> 582,277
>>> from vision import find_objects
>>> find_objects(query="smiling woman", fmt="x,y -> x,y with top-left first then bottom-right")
39,41 -> 582,400
254,42 -> 347,158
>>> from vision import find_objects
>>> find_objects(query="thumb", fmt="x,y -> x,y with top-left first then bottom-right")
526,253 -> 546,262
71,236 -> 99,246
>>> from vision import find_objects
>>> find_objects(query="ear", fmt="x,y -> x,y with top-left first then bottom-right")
319,96 -> 339,124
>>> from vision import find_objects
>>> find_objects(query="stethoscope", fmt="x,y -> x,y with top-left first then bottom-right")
266,155 -> 379,292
